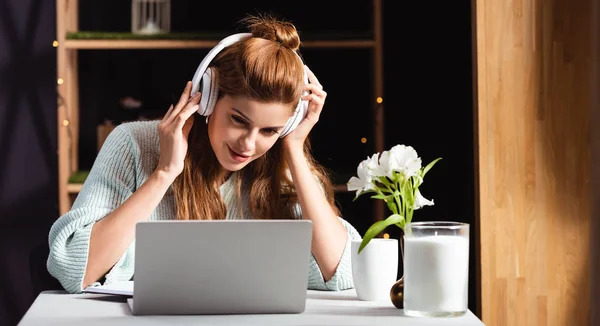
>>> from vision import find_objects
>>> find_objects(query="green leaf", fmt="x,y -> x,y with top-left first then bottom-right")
422,157 -> 442,178
371,192 -> 399,203
395,219 -> 406,229
386,199 -> 397,214
352,188 -> 376,201
378,176 -> 393,188
370,193 -> 387,200
393,171 -> 404,185
411,174 -> 423,188
358,214 -> 404,254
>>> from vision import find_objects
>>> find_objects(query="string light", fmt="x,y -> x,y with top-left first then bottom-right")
52,40 -> 59,47
383,233 -> 390,239
376,97 -> 383,104
62,120 -> 70,126
361,137 -> 367,144
57,78 -> 64,85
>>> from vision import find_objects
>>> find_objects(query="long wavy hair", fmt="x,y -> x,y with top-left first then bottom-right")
172,14 -> 339,220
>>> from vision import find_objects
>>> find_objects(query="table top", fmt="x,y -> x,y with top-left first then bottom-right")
18,289 -> 485,326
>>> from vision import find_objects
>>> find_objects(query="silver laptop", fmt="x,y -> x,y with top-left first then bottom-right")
128,219 -> 313,315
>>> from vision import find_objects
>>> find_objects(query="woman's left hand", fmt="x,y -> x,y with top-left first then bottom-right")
282,66 -> 327,150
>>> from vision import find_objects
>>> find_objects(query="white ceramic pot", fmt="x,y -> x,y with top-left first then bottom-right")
351,238 -> 399,301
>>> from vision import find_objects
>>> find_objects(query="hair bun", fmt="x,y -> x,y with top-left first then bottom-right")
241,14 -> 301,51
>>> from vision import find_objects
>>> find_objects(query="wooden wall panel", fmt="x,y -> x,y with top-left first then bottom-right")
473,0 -> 592,325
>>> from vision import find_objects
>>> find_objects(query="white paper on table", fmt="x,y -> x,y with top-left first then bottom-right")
83,281 -> 134,296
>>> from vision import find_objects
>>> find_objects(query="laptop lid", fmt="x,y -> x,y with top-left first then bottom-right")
131,219 -> 313,315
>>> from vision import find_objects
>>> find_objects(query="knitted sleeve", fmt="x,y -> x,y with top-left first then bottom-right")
47,124 -> 139,294
306,216 -> 362,291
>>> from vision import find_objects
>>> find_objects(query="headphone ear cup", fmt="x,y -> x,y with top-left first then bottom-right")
205,68 -> 219,116
198,68 -> 219,116
280,65 -> 310,137
280,98 -> 308,137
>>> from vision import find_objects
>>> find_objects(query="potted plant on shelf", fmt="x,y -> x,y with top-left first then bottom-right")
347,144 -> 441,308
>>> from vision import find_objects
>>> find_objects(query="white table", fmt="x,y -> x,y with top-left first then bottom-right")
18,289 -> 485,325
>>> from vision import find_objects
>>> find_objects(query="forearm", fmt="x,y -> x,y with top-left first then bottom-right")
83,170 -> 174,287
284,147 -> 347,281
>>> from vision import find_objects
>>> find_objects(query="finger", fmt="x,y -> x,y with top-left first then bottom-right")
178,81 -> 193,105
304,84 -> 326,96
300,104 -> 322,127
162,104 -> 175,121
182,115 -> 195,138
168,91 -> 200,125
167,82 -> 193,121
175,101 -> 200,130
302,93 -> 325,106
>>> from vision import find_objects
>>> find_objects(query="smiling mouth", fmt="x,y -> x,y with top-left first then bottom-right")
228,146 -> 251,163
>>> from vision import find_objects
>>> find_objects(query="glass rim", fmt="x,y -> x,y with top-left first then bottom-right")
405,221 -> 469,230
351,238 -> 397,242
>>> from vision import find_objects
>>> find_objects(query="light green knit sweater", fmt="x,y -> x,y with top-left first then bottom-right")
47,120 -> 361,294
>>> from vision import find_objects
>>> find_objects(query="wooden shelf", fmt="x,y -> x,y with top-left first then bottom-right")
66,183 -> 83,193
64,31 -> 376,49
64,39 -> 376,50
64,39 -> 216,49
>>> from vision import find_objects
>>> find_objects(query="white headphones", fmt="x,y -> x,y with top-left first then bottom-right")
191,33 -> 309,138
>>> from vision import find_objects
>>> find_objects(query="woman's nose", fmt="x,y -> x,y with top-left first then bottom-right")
238,129 -> 257,152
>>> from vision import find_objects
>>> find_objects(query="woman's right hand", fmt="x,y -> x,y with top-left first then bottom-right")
155,81 -> 201,180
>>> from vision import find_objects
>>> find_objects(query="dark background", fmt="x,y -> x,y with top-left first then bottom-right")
0,0 -> 474,325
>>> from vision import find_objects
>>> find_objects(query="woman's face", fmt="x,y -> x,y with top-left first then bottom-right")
207,95 -> 292,172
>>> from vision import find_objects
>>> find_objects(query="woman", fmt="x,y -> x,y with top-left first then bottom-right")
47,14 -> 360,294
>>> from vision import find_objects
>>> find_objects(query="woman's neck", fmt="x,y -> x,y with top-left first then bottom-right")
217,169 -> 233,186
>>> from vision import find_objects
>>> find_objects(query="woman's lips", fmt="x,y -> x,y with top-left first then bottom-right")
228,146 -> 250,163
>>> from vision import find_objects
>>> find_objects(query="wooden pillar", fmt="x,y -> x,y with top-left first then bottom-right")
56,0 -> 79,215
373,0 -> 385,223
590,0 -> 600,324
473,0 -> 592,325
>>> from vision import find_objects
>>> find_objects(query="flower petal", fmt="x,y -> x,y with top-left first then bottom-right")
414,189 -> 434,209
347,176 -> 365,192
389,145 -> 422,178
347,159 -> 375,196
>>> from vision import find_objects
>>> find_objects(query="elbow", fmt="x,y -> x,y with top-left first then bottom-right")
46,222 -> 95,294
46,251 -> 85,294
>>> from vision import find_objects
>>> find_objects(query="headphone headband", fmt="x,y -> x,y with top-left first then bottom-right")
191,33 -> 252,98
191,33 -> 309,138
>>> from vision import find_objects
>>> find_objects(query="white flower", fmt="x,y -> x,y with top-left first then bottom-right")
378,151 -> 394,179
414,189 -> 434,209
347,159 -> 375,196
364,153 -> 386,177
391,145 -> 422,178
379,145 -> 422,179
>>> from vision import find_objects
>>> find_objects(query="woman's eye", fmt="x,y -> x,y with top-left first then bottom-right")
263,129 -> 279,135
231,115 -> 246,124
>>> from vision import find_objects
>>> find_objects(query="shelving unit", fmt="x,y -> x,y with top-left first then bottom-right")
56,0 -> 384,220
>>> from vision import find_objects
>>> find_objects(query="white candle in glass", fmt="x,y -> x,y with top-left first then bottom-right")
403,226 -> 469,317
